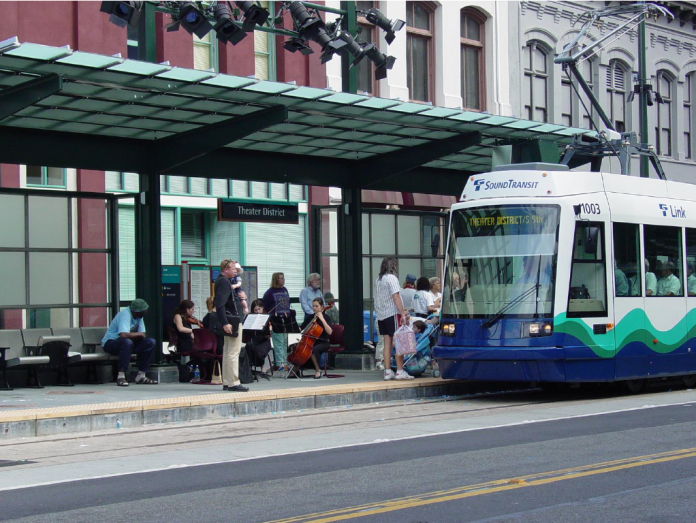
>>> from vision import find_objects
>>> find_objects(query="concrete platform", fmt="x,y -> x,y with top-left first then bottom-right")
0,369 -> 465,439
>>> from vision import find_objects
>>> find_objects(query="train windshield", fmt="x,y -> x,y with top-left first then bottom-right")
443,204 -> 559,320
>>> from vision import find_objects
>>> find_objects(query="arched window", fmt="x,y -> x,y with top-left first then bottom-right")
607,59 -> 627,133
406,2 -> 435,103
684,73 -> 693,160
560,51 -> 596,129
523,41 -> 549,122
460,9 -> 485,111
656,71 -> 673,157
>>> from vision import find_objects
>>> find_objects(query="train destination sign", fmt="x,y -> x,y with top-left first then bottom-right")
218,199 -> 299,224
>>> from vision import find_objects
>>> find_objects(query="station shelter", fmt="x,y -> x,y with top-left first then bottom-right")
0,38 -> 595,357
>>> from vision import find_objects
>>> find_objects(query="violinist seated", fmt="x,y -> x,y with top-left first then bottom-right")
290,298 -> 332,380
173,300 -> 203,354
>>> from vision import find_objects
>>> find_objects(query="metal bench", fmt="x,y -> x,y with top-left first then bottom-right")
1,330 -> 50,389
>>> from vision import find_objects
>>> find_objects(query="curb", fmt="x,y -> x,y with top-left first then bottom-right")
0,378 -> 465,439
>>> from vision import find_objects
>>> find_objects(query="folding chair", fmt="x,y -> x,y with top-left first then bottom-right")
324,324 -> 345,378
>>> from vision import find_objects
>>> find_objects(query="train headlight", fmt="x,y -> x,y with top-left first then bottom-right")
524,322 -> 553,337
442,323 -> 456,336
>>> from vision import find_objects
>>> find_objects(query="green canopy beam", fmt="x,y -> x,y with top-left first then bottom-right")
357,131 -> 481,188
0,73 -> 62,122
154,105 -> 289,173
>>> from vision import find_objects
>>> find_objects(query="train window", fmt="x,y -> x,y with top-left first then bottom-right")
644,225 -> 683,297
568,221 -> 607,317
684,229 -> 696,297
613,223 -> 641,297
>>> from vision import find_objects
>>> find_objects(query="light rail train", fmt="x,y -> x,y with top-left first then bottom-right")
433,163 -> 696,391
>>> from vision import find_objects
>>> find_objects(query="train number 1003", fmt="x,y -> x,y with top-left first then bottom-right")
579,203 -> 601,215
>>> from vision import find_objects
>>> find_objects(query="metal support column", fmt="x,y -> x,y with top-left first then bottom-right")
340,1 -> 358,94
108,198 -> 121,316
338,185 -> 363,352
638,10 -> 649,178
135,172 -> 163,361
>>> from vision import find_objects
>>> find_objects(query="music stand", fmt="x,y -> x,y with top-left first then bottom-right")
243,314 -> 272,381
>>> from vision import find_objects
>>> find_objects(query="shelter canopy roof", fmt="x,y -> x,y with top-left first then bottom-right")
0,38 -> 594,195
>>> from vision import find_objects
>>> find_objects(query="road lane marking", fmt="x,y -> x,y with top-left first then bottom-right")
1,398 -> 695,492
264,447 -> 696,523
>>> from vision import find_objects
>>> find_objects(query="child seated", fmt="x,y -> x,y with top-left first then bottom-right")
231,263 -> 249,315
412,320 -> 427,340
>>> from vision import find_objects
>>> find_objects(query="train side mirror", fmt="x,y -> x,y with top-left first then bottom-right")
584,227 -> 599,255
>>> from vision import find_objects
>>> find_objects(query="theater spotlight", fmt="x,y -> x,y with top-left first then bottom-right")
235,1 -> 270,32
336,32 -> 367,66
364,44 -> 396,80
100,1 -> 142,28
288,1 -> 345,63
364,8 -> 405,45
284,37 -> 314,55
213,3 -> 247,44
169,2 -> 213,39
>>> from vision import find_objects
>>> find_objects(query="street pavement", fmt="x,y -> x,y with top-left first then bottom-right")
1,384 -> 695,522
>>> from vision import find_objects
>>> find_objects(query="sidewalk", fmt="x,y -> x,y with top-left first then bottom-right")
0,369 -> 464,439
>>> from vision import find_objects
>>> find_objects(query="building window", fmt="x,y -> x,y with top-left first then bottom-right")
126,24 -> 139,60
356,1 -> 377,95
607,60 -> 627,133
523,41 -> 548,122
254,2 -> 275,80
684,73 -> 693,160
561,75 -> 573,127
193,32 -> 217,71
180,211 -> 206,259
655,70 -> 673,157
460,9 -> 484,111
406,2 -> 434,103
26,166 -> 66,187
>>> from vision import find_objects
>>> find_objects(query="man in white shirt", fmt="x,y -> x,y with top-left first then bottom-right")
656,261 -> 681,296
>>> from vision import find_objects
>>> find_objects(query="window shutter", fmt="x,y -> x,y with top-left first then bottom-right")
161,209 -> 176,265
193,34 -> 211,71
123,172 -> 139,192
211,178 -> 229,197
245,215 -> 306,307
181,212 -> 205,258
169,176 -> 187,194
190,177 -> 208,196
252,181 -> 268,198
270,183 -> 287,200
211,219 -> 240,266
289,184 -> 305,201
254,31 -> 269,80
118,206 -> 136,301
105,171 -> 122,191
232,180 -> 249,198
615,65 -> 624,91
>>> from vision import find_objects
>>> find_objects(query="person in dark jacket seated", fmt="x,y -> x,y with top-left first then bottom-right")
245,299 -> 273,375
290,298 -> 332,380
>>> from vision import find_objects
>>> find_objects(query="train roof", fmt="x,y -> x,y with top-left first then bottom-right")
457,166 -> 696,206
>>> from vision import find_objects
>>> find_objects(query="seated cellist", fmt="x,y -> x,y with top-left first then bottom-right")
291,297 -> 332,379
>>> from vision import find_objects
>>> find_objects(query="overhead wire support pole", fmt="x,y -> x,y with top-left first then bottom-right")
639,5 -> 650,178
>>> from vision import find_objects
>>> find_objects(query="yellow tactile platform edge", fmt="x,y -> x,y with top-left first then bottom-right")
0,378 -> 456,422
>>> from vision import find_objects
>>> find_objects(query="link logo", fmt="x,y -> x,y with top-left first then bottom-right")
659,203 -> 686,218
474,179 -> 486,191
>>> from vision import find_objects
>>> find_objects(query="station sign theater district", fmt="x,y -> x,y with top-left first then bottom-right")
218,199 -> 299,224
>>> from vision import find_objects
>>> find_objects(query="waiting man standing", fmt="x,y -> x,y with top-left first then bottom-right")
101,298 -> 157,387
215,259 -> 248,392
299,273 -> 323,329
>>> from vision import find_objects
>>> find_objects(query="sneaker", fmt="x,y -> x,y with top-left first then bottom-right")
384,369 -> 395,381
375,360 -> 385,371
395,370 -> 414,381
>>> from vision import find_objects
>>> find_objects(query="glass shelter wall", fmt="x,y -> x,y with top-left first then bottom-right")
0,192 -> 115,329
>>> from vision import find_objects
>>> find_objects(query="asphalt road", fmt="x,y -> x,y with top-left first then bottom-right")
2,386 -> 696,523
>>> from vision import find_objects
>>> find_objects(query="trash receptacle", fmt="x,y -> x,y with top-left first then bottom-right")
363,311 -> 377,343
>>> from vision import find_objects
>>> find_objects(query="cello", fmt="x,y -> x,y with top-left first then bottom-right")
287,302 -> 334,367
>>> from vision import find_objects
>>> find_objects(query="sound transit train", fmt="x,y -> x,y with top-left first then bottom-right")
433,163 -> 696,392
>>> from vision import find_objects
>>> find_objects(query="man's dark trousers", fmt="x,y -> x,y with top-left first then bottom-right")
103,337 -> 156,372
